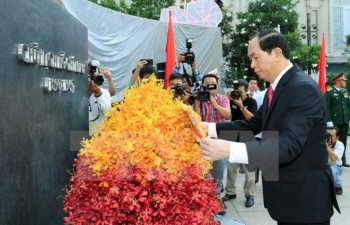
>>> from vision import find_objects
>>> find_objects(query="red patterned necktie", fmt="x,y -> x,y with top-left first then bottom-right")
268,86 -> 274,107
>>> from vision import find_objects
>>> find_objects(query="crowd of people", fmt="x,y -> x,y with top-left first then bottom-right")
88,29 -> 348,225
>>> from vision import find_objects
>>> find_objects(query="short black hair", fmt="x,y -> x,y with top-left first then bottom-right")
202,74 -> 218,83
250,29 -> 291,59
236,79 -> 248,92
139,65 -> 157,79
169,72 -> 183,83
247,76 -> 257,83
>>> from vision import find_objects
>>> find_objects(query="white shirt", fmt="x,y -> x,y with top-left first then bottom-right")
89,88 -> 112,135
208,63 -> 293,164
328,140 -> 344,166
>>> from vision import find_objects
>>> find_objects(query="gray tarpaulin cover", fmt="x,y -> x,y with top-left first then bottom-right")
60,0 -> 223,100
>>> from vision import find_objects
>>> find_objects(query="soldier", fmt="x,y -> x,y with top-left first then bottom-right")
324,73 -> 350,167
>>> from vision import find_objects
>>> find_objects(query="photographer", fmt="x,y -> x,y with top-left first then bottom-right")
172,39 -> 202,89
326,126 -> 344,195
88,60 -> 116,97
169,72 -> 191,106
88,60 -> 112,136
172,52 -> 202,84
193,74 -> 231,121
223,79 -> 257,207
228,79 -> 257,121
129,59 -> 157,86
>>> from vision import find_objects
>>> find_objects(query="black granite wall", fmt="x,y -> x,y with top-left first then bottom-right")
0,0 -> 88,224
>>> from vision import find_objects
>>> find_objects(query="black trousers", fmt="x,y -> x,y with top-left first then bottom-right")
277,220 -> 330,225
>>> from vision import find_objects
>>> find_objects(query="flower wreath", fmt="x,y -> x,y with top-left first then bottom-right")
64,76 -> 221,224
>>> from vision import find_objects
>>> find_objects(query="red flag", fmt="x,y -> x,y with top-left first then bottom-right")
164,11 -> 176,88
318,33 -> 326,94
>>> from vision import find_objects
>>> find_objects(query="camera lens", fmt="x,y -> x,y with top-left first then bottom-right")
230,90 -> 241,100
172,84 -> 185,95
176,87 -> 184,95
90,74 -> 104,86
185,52 -> 195,65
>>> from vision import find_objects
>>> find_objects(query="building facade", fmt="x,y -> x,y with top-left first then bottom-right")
223,0 -> 350,74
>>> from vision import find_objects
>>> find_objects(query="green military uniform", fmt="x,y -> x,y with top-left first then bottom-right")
324,87 -> 350,164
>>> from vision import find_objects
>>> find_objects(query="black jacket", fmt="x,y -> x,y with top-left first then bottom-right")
216,65 -> 339,223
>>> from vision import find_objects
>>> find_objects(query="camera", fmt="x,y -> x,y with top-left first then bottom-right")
90,74 -> 104,86
194,83 -> 217,101
140,59 -> 153,65
327,133 -> 332,142
171,83 -> 185,95
230,90 -> 241,100
88,60 -> 104,86
184,38 -> 195,65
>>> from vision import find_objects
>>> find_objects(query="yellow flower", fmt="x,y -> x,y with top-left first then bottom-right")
80,76 -> 211,185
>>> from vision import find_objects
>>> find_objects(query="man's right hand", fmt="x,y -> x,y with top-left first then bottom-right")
177,53 -> 185,65
137,59 -> 148,70
88,79 -> 101,96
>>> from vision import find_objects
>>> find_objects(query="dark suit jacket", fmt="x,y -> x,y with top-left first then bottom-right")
216,65 -> 340,223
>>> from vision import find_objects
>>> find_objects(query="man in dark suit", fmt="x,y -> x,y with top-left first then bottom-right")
199,29 -> 340,225
324,73 -> 350,167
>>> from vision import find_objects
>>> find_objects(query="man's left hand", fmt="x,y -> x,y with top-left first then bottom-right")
232,98 -> 243,109
102,68 -> 112,80
210,95 -> 219,109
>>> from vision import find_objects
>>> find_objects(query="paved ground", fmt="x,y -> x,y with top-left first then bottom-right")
220,137 -> 350,225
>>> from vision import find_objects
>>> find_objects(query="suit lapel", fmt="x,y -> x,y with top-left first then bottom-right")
262,65 -> 301,129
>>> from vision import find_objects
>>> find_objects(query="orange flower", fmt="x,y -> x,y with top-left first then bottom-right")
80,76 -> 210,184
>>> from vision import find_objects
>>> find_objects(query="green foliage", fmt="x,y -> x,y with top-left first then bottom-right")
291,44 -> 321,72
346,34 -> 350,47
90,0 -> 178,20
346,72 -> 350,90
327,74 -> 335,82
224,0 -> 311,85
89,0 -> 119,11
221,8 -> 234,63
344,34 -> 350,68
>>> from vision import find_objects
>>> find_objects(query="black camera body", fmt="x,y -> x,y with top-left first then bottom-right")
88,60 -> 104,86
89,74 -> 104,86
195,83 -> 217,101
184,38 -> 195,65
230,90 -> 241,100
185,51 -> 195,65
197,90 -> 211,102
140,59 -> 153,65
172,83 -> 185,95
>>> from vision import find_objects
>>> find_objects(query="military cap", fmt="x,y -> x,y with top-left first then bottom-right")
332,73 -> 347,83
